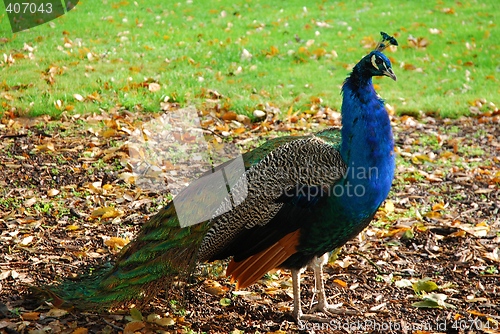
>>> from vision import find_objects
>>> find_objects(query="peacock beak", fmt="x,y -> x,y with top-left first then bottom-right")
384,68 -> 397,81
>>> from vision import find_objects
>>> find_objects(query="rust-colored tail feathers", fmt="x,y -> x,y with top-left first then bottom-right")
226,230 -> 300,289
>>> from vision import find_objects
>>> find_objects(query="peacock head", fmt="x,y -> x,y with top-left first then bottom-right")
352,32 -> 398,81
362,51 -> 397,81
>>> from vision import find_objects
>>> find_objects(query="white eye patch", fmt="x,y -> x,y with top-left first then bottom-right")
371,55 -> 378,69
371,55 -> 389,72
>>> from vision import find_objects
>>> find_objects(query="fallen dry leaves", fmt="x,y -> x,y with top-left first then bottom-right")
0,104 -> 499,332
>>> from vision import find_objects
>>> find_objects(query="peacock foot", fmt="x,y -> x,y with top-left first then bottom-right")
292,302 -> 357,323
293,308 -> 331,323
308,300 -> 357,316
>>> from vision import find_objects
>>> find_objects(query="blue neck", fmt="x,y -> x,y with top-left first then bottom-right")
338,76 -> 395,219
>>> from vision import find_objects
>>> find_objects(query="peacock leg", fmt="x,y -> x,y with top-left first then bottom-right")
308,253 -> 357,316
291,266 -> 331,322
291,268 -> 303,320
291,255 -> 356,322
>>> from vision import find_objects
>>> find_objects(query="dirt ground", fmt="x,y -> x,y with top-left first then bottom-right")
0,109 -> 499,333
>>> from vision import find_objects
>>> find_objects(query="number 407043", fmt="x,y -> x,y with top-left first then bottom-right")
5,2 -> 53,14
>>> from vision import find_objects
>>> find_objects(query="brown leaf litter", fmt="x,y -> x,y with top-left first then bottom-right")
0,108 -> 499,333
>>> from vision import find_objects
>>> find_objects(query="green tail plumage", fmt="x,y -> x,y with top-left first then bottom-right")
41,204 -> 210,310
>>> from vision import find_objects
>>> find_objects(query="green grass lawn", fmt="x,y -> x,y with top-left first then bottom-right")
0,0 -> 498,118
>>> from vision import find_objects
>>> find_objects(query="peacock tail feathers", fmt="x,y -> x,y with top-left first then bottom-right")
39,203 -> 210,310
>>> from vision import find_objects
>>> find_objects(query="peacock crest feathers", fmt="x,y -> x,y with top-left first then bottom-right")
343,32 -> 398,89
375,31 -> 399,52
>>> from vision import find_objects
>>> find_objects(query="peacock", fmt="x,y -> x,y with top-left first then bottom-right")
40,32 -> 398,322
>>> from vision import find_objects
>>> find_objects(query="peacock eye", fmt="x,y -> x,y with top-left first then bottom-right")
370,54 -> 385,70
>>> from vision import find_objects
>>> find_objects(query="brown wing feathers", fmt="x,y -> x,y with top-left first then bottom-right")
226,230 -> 300,289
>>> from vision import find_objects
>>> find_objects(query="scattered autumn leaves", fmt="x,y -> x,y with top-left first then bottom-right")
0,102 -> 499,332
